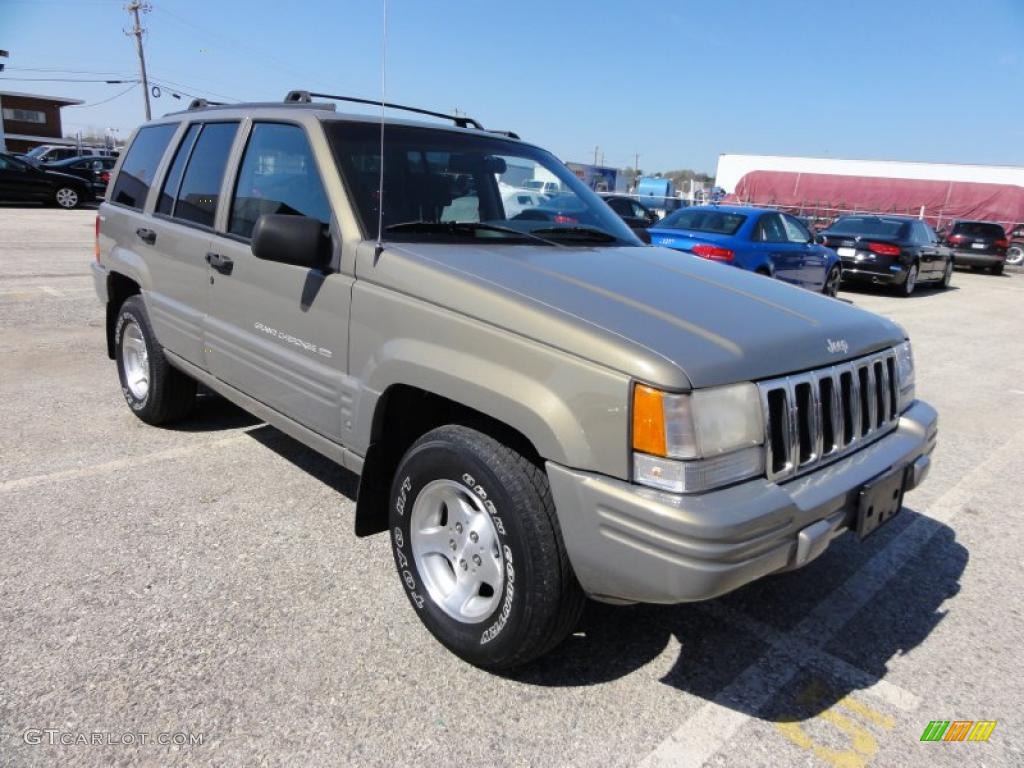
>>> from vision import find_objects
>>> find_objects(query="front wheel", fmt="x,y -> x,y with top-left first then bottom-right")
1006,244 -> 1024,266
900,263 -> 918,297
389,425 -> 584,670
54,185 -> 81,209
822,265 -> 841,297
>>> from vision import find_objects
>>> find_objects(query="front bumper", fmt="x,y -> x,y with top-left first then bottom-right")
952,250 -> 1004,267
547,399 -> 938,604
91,260 -> 109,302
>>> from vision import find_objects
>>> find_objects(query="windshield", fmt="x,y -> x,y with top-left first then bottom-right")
827,216 -> 909,238
324,121 -> 639,246
656,208 -> 746,235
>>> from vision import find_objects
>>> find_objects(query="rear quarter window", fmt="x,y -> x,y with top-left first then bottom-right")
110,124 -> 178,210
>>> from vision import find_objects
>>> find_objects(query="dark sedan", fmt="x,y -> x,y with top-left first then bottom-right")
820,215 -> 953,296
941,220 -> 1008,275
41,155 -> 116,197
0,152 -> 95,209
600,194 -> 660,228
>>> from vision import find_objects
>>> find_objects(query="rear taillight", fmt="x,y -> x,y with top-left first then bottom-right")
995,238 -> 1009,248
94,215 -> 101,262
100,171 -> 110,184
692,243 -> 735,262
552,214 -> 578,225
868,241 -> 901,256
948,233 -> 964,244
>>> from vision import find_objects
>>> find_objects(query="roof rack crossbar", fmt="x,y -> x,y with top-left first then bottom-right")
284,90 -> 484,130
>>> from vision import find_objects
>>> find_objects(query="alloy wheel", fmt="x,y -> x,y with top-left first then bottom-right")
55,187 -> 79,209
121,319 -> 150,400
409,478 -> 504,623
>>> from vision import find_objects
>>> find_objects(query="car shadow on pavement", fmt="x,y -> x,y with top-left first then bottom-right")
841,282 -> 960,300
162,390 -> 263,432
510,507 -> 966,721
245,422 -> 360,500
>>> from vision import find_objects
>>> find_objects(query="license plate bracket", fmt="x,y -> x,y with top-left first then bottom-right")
856,466 -> 908,539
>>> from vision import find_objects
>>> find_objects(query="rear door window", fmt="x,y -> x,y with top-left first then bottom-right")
228,122 -> 330,239
168,122 -> 238,228
109,123 -> 177,210
756,213 -> 787,243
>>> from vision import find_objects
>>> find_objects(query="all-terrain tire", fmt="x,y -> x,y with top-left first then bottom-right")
389,425 -> 585,670
114,295 -> 196,425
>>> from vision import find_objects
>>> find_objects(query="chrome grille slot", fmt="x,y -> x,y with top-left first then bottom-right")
758,349 -> 901,483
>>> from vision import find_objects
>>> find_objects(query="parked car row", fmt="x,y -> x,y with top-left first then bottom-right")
595,197 -> 1007,296
0,151 -> 108,209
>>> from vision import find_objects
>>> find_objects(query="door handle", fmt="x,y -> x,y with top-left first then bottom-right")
135,227 -> 156,245
206,252 -> 233,275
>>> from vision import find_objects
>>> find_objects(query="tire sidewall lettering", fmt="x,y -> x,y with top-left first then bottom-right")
392,463 -> 519,644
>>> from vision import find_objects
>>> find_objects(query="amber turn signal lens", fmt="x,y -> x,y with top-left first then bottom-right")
632,384 -> 666,456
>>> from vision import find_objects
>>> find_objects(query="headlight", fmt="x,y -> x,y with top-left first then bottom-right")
895,340 -> 915,412
631,382 -> 764,493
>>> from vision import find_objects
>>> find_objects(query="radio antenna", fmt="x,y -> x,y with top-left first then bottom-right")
374,0 -> 388,260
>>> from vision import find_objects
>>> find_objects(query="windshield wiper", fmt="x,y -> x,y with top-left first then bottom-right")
530,225 -> 618,243
385,220 -> 562,247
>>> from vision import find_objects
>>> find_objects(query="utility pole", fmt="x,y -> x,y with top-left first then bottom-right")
0,50 -> 8,151
125,2 -> 152,120
593,145 -> 599,166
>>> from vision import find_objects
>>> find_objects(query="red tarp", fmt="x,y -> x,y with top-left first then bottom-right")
728,170 -> 1024,232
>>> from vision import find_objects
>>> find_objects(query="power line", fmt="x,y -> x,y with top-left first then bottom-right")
65,82 -> 139,108
0,76 -> 136,83
151,4 -> 337,91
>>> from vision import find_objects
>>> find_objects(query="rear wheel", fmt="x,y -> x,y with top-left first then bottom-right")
990,263 -> 1004,276
389,425 -> 584,670
54,185 -> 81,209
115,296 -> 196,424
900,263 -> 918,297
822,265 -> 841,297
1006,244 -> 1024,266
940,259 -> 953,288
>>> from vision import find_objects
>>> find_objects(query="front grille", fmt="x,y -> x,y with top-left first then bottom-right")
757,349 -> 900,482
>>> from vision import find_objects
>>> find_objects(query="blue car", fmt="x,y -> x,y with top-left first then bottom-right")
648,205 -> 842,296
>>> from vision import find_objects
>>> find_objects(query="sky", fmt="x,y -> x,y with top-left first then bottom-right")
2,0 -> 1023,175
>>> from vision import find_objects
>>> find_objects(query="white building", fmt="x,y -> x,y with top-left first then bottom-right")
714,154 -> 1024,194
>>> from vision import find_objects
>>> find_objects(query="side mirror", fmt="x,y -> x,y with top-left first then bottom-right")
251,214 -> 328,268
813,233 -> 826,245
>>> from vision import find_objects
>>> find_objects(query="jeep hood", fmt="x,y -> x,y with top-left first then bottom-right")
366,242 -> 905,389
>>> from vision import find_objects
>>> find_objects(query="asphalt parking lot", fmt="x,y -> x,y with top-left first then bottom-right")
1,207 -> 1022,768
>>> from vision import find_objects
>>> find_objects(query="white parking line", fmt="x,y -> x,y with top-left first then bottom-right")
0,431 -> 257,493
638,434 -> 1019,768
41,286 -> 64,297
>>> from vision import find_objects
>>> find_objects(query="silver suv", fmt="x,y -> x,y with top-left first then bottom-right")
92,92 -> 938,669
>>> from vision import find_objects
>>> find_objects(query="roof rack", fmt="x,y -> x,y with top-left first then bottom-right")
187,98 -> 225,110
284,90 -> 490,132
